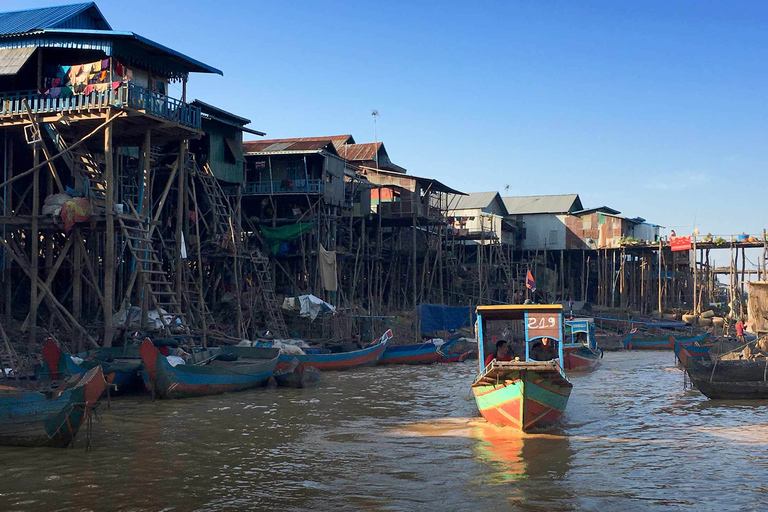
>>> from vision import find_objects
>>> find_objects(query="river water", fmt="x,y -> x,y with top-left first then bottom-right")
1,351 -> 767,511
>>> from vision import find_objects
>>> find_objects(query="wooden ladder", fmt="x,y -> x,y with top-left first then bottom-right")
247,250 -> 288,338
117,213 -> 187,335
42,124 -> 107,212
196,162 -> 234,241
491,236 -> 515,302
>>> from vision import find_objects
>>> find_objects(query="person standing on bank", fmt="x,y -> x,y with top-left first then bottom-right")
484,339 -> 513,366
735,317 -> 746,344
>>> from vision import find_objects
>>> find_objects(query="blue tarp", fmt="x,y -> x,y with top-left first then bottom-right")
418,304 -> 476,334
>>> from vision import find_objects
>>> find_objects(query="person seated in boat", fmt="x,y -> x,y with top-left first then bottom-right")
530,337 -> 558,361
484,340 -> 513,366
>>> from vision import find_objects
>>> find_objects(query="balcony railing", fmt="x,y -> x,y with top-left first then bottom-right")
0,82 -> 201,130
233,179 -> 326,196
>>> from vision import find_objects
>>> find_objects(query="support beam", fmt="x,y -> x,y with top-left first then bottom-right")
103,112 -> 115,347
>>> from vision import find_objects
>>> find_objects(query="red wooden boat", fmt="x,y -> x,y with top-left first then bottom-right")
562,319 -> 601,371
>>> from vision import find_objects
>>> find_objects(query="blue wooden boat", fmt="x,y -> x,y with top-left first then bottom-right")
140,339 -> 279,399
39,339 -> 142,392
276,330 -> 392,372
563,319 -> 601,370
380,338 -> 457,365
622,330 -> 710,350
0,366 -> 107,448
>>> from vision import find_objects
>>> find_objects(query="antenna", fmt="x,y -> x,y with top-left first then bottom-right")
504,184 -> 510,194
372,109 -> 379,168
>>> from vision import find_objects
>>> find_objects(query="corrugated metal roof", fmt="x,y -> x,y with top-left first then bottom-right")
0,3 -> 111,35
251,135 -> 355,154
243,140 -> 336,154
502,194 -> 583,214
0,46 -> 36,75
448,191 -> 505,211
338,142 -> 381,161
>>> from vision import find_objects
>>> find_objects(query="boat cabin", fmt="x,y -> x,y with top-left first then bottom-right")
476,304 -> 565,370
564,318 -> 597,350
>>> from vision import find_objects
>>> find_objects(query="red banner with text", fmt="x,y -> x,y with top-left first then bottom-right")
670,236 -> 692,252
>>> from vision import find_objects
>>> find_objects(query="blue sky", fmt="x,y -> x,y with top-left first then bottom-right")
8,1 -> 768,242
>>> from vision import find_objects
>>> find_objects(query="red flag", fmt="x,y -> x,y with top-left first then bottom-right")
526,269 -> 536,292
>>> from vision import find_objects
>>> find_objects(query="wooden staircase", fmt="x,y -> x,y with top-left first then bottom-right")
42,124 -> 106,212
245,250 -> 288,339
490,236 -> 515,302
196,162 -> 234,242
117,212 -> 187,335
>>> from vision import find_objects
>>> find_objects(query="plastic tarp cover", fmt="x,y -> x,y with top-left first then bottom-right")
259,222 -> 316,254
418,303 -> 476,334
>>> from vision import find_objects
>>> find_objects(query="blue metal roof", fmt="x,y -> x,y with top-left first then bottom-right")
0,29 -> 223,76
0,3 -> 111,35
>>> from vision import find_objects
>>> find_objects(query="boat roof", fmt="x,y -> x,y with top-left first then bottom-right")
476,304 -> 562,321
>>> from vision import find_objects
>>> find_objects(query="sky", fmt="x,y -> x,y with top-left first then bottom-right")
6,0 -> 768,244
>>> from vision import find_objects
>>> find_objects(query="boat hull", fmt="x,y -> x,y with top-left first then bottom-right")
472,370 -> 572,432
273,363 -> 322,388
275,340 -> 388,372
685,358 -> 768,399
439,351 -> 472,363
0,366 -> 106,448
563,345 -> 600,371
624,332 -> 710,350
140,340 -> 278,399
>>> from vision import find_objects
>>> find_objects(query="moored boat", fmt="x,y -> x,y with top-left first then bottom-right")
439,351 -> 473,363
275,330 -> 392,372
379,338 -> 456,365
0,366 -> 107,448
623,331 -> 710,350
563,319 -> 601,371
471,304 -> 572,432
39,338 -> 143,392
140,339 -> 279,399
684,356 -> 768,400
271,358 -> 322,388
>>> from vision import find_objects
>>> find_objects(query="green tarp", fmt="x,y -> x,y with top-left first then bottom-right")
259,222 -> 316,254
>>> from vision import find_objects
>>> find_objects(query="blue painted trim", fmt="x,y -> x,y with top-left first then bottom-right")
476,312 -> 484,372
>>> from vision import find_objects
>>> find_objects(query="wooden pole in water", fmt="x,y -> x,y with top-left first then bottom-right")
658,239 -> 662,315
103,109 -> 115,347
693,234 -> 698,315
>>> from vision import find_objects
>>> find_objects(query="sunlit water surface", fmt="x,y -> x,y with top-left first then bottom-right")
1,351 -> 766,511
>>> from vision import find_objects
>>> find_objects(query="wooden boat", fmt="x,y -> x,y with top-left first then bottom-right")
684,357 -> 768,399
271,359 -> 322,388
563,319 -> 601,371
40,339 -> 142,392
379,338 -> 457,365
0,366 -> 107,448
439,351 -> 473,363
471,304 -> 572,432
140,339 -> 279,399
669,336 -> 713,367
623,331 -> 710,350
275,330 -> 392,372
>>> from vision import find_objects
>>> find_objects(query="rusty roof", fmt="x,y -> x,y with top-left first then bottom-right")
244,135 -> 354,154
243,139 -> 339,155
337,142 -> 381,161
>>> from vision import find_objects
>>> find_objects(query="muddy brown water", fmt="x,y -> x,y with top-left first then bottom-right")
1,351 -> 767,511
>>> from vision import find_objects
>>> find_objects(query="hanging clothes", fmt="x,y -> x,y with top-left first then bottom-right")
318,244 -> 338,292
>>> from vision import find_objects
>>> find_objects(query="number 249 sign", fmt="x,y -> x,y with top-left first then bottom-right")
526,313 -> 560,339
